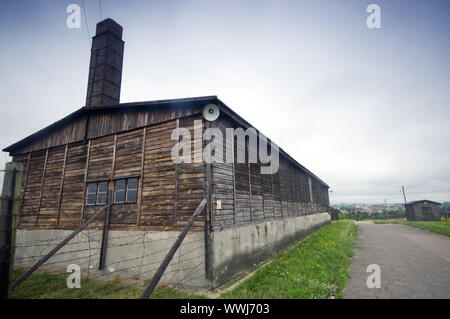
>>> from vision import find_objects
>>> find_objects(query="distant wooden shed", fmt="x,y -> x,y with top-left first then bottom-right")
405,200 -> 441,221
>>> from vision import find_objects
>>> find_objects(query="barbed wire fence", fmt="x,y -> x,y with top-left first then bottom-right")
1,165 -> 208,299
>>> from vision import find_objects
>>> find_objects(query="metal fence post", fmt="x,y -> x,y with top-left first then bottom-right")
99,190 -> 112,270
11,205 -> 108,290
141,199 -> 207,299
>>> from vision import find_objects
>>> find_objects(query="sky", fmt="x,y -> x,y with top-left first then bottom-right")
0,0 -> 449,204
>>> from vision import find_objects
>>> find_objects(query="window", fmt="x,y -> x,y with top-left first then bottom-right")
114,179 -> 126,203
126,178 -> 138,203
114,178 -> 138,204
86,183 -> 97,205
97,182 -> 108,205
86,181 -> 108,205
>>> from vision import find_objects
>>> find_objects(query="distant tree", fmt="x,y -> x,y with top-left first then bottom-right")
329,207 -> 339,220
441,204 -> 449,220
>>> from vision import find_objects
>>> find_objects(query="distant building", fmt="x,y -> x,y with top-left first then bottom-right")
405,200 -> 441,221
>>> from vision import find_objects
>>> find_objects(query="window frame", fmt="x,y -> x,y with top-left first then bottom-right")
114,179 -> 126,204
125,178 -> 138,204
96,181 -> 108,205
86,177 -> 139,206
86,182 -> 98,206
113,177 -> 139,204
85,181 -> 109,206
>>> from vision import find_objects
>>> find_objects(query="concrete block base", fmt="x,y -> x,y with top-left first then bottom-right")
14,229 -> 208,287
14,212 -> 330,289
209,212 -> 331,287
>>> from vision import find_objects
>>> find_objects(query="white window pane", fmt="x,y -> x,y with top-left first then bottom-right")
115,190 -> 125,203
127,178 -> 138,190
116,179 -> 126,191
86,183 -> 97,205
98,181 -> 108,193
126,189 -> 137,203
87,192 -> 96,205
87,183 -> 97,194
97,192 -> 107,204
114,179 -> 126,203
97,181 -> 108,204
126,178 -> 138,203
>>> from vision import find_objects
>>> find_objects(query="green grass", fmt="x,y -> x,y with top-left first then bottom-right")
371,218 -> 450,237
369,218 -> 407,224
9,269 -> 205,299
221,220 -> 358,299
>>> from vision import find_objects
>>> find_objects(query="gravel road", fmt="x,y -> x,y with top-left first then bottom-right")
343,222 -> 450,299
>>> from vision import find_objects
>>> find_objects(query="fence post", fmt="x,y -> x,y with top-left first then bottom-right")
11,205 -> 107,290
141,199 -> 207,299
99,190 -> 112,270
204,153 -> 213,288
0,162 -> 23,299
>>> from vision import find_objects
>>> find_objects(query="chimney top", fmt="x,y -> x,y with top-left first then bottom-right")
95,18 -> 123,39
85,18 -> 124,108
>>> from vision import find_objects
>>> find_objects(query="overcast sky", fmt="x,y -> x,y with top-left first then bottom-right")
0,0 -> 449,204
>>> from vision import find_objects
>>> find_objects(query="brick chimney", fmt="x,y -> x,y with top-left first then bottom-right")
85,18 -> 124,108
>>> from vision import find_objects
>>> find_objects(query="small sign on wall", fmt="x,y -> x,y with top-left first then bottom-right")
216,200 -> 222,210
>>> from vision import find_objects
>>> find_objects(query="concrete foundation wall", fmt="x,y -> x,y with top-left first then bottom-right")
210,212 -> 331,287
14,229 -> 208,287
15,212 -> 331,289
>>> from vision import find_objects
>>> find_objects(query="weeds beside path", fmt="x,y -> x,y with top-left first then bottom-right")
221,220 -> 358,299
9,269 -> 205,299
372,219 -> 450,237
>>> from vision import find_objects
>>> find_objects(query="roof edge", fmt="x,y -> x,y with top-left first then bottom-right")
404,200 -> 442,206
2,95 -> 218,153
2,107 -> 86,153
3,95 -> 330,189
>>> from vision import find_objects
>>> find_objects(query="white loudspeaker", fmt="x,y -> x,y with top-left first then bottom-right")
202,104 -> 220,121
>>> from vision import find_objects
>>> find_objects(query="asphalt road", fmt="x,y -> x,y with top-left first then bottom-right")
343,222 -> 450,299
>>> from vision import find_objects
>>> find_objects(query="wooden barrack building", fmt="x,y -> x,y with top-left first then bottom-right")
3,19 -> 331,288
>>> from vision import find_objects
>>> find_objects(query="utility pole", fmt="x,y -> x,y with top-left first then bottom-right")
401,186 -> 408,220
401,186 -> 407,204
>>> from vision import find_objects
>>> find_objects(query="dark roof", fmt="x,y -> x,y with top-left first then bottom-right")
404,200 -> 441,206
3,95 -> 329,188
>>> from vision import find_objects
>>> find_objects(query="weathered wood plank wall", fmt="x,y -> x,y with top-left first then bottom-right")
177,116 -> 205,228
59,142 -> 87,228
210,114 -> 330,232
140,120 -> 177,227
407,202 -> 441,221
14,115 -> 205,231
210,118 -> 235,230
12,107 -> 328,233
17,150 -> 46,226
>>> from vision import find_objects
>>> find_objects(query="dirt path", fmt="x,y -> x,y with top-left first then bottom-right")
343,222 -> 450,299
